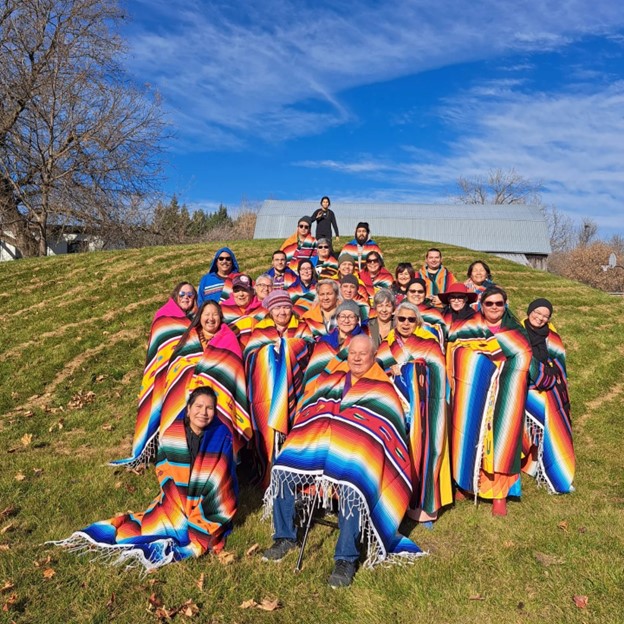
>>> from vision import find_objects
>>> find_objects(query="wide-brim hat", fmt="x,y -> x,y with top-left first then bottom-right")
438,282 -> 478,304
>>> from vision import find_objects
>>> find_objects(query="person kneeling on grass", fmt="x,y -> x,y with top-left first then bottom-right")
262,335 -> 424,588
51,387 -> 238,571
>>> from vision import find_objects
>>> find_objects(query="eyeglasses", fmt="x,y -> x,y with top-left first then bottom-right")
217,256 -> 232,262
256,283 -> 271,290
397,316 -> 417,323
318,245 -> 329,249
337,314 -> 358,321
448,295 -> 467,301
408,289 -> 425,294
483,300 -> 505,308
531,311 -> 551,321
178,291 -> 194,298
298,224 -> 310,230
367,257 -> 380,263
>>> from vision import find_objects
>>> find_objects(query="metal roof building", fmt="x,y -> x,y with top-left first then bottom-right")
255,200 -> 551,268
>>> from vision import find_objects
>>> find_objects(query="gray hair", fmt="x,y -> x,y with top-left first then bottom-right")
335,299 -> 361,320
373,287 -> 395,309
394,301 -> 422,327
315,278 -> 340,303
255,273 -> 273,286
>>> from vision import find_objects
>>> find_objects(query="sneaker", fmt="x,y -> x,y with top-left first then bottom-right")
261,539 -> 298,562
328,560 -> 357,588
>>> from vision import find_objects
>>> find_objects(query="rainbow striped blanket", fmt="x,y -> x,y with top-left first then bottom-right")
446,312 -> 532,498
113,323 -> 251,467
53,415 -> 237,570
376,329 -> 451,514
521,323 -> 575,493
264,361 -> 423,567
281,232 -> 318,272
244,317 -> 312,484
416,265 -> 457,297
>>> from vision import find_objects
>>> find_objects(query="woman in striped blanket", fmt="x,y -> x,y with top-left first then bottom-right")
446,286 -> 532,516
521,299 -> 575,494
244,289 -> 313,486
112,301 -> 251,467
376,302 -> 452,524
54,387 -> 238,571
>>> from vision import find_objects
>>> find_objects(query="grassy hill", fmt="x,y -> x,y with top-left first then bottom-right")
1,238 -> 623,624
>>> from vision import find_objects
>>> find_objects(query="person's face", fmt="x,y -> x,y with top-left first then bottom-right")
318,284 -> 337,311
449,294 -> 468,312
376,299 -> 394,323
347,339 -> 375,378
470,263 -> 488,285
215,252 -> 233,276
355,228 -> 368,245
272,254 -> 287,272
366,255 -> 381,275
187,393 -> 215,435
426,251 -> 442,270
341,283 -> 356,300
176,284 -> 195,312
200,305 -> 221,334
336,310 -> 358,335
406,283 -> 426,306
397,269 -> 411,286
270,304 -> 293,327
528,306 -> 551,329
317,243 -> 330,259
297,221 -> 311,238
396,309 -> 418,338
482,295 -> 506,324
339,261 -> 354,276
255,279 -> 272,301
299,263 -> 313,282
321,198 -> 330,210
233,288 -> 252,307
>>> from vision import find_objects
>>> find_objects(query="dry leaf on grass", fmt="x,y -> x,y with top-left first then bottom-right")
240,599 -> 258,609
101,423 -> 114,431
534,552 -> 565,566
14,473 -> 26,482
245,543 -> 260,556
0,523 -> 15,535
180,599 -> 199,617
468,594 -> 485,601
195,573 -> 204,591
106,593 -> 115,609
257,598 -> 280,611
216,550 -> 236,565
2,592 -> 18,611
503,540 -> 515,548
0,545 -> 9,552
33,556 -> 53,568
558,520 -> 569,532
42,568 -> 56,580
20,434 -> 32,447
573,595 -> 589,609
23,410 -> 34,418
148,592 -> 163,608
1,581 -> 15,593
32,468 -> 43,477
0,507 -> 17,521
49,419 -> 64,432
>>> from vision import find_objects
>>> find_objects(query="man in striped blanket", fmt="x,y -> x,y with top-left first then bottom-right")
262,335 -> 423,588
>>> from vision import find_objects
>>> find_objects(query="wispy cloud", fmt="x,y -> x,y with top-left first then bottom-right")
123,0 -> 624,148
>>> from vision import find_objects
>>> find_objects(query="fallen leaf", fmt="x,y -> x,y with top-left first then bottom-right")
180,599 -> 199,617
240,599 -> 258,609
503,540 -> 515,548
23,410 -> 34,418
20,434 -> 32,447
195,573 -> 204,591
49,419 -> 64,432
573,595 -> 589,609
114,481 -> 122,489
534,552 -> 565,566
258,598 -> 280,611
0,523 -> 15,535
106,593 -> 116,610
148,593 -> 163,608
95,374 -> 106,382
469,594 -> 485,601
2,592 -> 17,611
245,543 -> 260,556
216,550 -> 236,565
0,507 -> 17,521
101,423 -> 113,431
578,526 -> 587,534
42,568 -> 56,580
0,545 -> 9,552
32,468 -> 43,477
10,392 -> 18,400
14,473 -> 26,482
33,556 -> 52,568
558,520 -> 569,532
0,581 -> 15,593
154,606 -> 174,620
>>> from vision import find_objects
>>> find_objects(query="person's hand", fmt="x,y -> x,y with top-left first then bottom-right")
390,364 -> 401,377
431,294 -> 442,307
335,236 -> 340,241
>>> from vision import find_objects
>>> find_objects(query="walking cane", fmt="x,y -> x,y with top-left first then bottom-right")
295,488 -> 320,572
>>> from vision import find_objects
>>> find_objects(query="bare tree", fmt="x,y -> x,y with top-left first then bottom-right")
0,0 -> 164,257
455,168 -> 543,205
577,218 -> 599,247
543,205 -> 575,253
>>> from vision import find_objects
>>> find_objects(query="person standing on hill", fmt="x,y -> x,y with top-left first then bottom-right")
340,222 -> 383,272
311,196 -> 339,250
416,248 -> 456,308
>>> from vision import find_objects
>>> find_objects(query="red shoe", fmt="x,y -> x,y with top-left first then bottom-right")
492,498 -> 507,516
454,488 -> 468,502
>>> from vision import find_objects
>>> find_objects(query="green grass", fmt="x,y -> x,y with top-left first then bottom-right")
1,238 -> 623,624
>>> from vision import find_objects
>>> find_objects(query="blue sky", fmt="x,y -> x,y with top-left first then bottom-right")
122,0 -> 624,236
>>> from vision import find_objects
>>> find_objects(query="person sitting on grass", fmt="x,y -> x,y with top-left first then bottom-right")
53,387 -> 238,571
262,335 -> 424,588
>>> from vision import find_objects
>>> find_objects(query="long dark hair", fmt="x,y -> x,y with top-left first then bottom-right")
171,281 -> 197,302
172,300 -> 223,359
467,260 -> 492,280
297,259 -> 317,286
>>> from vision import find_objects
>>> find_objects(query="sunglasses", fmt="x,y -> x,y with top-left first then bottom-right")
397,316 -> 417,322
217,256 -> 232,262
178,291 -> 194,298
448,295 -> 467,300
367,258 -> 380,264
298,224 -> 310,230
483,300 -> 505,308
318,245 -> 329,249
408,289 -> 425,294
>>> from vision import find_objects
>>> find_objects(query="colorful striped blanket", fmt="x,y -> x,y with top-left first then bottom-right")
339,239 -> 383,272
53,415 -> 237,571
446,312 -> 532,498
244,316 -> 312,485
376,329 -> 452,514
360,268 -> 394,303
521,322 -> 575,493
416,265 -> 457,297
281,232 -> 318,272
112,323 -> 251,467
264,361 -> 423,567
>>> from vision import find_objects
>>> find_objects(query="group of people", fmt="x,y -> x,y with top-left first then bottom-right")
54,203 -> 575,589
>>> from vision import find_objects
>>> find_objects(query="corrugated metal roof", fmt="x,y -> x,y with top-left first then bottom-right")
254,200 -> 551,255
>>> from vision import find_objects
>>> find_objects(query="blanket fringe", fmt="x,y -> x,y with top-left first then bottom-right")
108,435 -> 158,469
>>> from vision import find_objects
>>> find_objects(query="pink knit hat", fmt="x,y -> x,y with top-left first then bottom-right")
263,289 -> 293,311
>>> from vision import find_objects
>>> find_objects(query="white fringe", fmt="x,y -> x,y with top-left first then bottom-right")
108,435 -> 158,470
